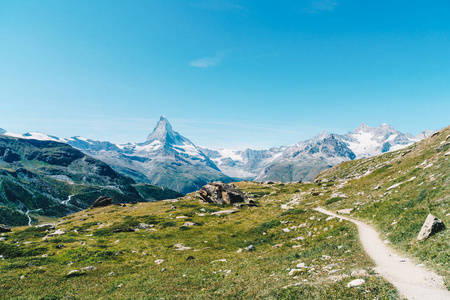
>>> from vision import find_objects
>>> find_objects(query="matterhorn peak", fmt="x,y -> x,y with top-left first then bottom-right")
144,116 -> 194,147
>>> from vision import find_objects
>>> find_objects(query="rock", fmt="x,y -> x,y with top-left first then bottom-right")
182,222 -> 196,227
211,259 -> 227,263
90,196 -> 115,208
176,216 -> 189,219
67,270 -> 81,277
282,228 -> 290,233
0,224 -> 11,233
174,243 -> 192,251
234,202 -> 257,209
337,208 -> 353,215
290,236 -> 305,242
245,245 -> 255,251
296,263 -> 306,268
272,244 -> 283,249
186,256 -> 195,261
236,248 -> 243,253
210,210 -> 237,216
197,182 -> 249,205
289,269 -> 303,276
347,279 -> 365,287
80,266 -> 96,271
155,259 -> 164,265
138,223 -> 152,230
417,214 -> 445,241
386,183 -> 402,191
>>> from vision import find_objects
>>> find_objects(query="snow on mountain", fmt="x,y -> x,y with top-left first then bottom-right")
1,121 -> 434,186
340,123 -> 421,158
204,123 -> 431,183
199,146 -> 285,179
65,117 -> 229,194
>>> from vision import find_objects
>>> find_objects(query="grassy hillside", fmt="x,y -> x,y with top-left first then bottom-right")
0,127 -> 448,299
315,126 -> 450,287
0,135 -> 182,225
0,181 -> 399,299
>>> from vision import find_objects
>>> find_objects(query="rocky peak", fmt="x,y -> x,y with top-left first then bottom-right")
0,128 -> 5,135
354,122 -> 370,133
145,116 -> 188,146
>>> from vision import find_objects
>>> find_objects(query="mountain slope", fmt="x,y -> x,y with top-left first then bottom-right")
315,125 -> 450,287
0,135 -> 182,225
253,123 -> 430,183
64,117 -> 231,194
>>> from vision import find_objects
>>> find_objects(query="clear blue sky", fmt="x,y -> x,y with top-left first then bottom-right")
1,0 -> 449,149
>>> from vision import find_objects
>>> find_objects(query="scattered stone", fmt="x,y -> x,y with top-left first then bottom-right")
290,236 -> 304,242
67,270 -> 80,277
0,224 -> 11,233
347,279 -> 365,287
210,210 -> 237,216
236,248 -> 243,253
155,259 -> 164,265
374,185 -> 381,190
351,270 -> 368,277
161,268 -> 166,272
245,245 -> 255,251
289,269 -> 303,276
186,256 -> 195,261
197,182 -> 250,205
138,223 -> 153,229
174,243 -> 192,251
211,259 -> 227,263
176,216 -> 189,219
272,244 -> 283,249
337,208 -> 353,215
386,183 -> 402,191
182,222 -> 196,227
90,196 -> 115,208
282,228 -> 290,233
81,266 -> 96,271
296,263 -> 306,268
20,275 -> 25,280
417,214 -> 445,240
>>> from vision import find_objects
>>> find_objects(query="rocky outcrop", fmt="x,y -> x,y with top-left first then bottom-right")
197,182 -> 250,205
417,214 -> 445,241
0,224 -> 11,233
90,196 -> 115,208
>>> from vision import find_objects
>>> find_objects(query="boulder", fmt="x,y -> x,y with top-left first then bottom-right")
0,224 -> 11,233
197,182 -> 249,205
347,279 -> 365,287
417,214 -> 445,241
90,196 -> 115,208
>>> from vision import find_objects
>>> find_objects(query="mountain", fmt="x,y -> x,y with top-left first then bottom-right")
0,128 -> 5,134
198,147 -> 286,179
56,117 -> 230,194
203,123 -> 433,183
0,134 -> 182,226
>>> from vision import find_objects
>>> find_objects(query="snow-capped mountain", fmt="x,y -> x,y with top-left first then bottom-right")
1,122 -> 435,187
202,123 -> 434,182
340,123 -> 422,158
2,117 -> 230,194
198,147 -> 286,179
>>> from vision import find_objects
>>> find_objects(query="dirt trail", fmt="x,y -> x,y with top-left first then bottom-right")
315,207 -> 450,300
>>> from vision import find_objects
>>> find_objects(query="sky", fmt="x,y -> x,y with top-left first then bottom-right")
0,0 -> 449,149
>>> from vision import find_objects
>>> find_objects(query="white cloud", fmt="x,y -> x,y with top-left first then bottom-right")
306,0 -> 338,13
189,51 -> 227,68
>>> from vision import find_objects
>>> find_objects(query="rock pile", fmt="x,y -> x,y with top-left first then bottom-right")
90,196 -> 115,208
197,182 -> 253,205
